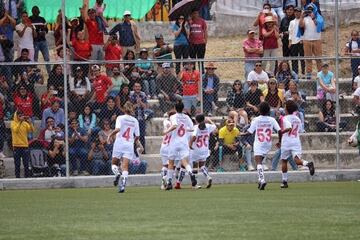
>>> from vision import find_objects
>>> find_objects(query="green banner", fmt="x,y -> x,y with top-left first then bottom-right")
25,0 -> 157,23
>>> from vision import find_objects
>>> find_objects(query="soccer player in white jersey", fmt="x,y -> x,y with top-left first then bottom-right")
279,100 -> 315,188
108,102 -> 141,193
245,102 -> 281,190
189,114 -> 217,188
163,101 -> 197,190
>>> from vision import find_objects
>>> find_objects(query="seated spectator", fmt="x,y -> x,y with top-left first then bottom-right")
180,61 -> 200,115
0,91 -> 6,158
247,61 -> 269,94
98,118 -> 114,152
15,11 -> 35,60
12,48 -> 31,80
40,100 -> 65,129
226,80 -> 248,128
206,127 -> 220,171
104,34 -> 122,76
67,29 -> 91,76
129,143 -> 147,175
353,65 -> 360,91
40,85 -> 62,113
90,64 -> 113,110
123,49 -> 136,79
127,66 -> 142,91
153,33 -> 173,64
78,104 -> 97,135
69,66 -> 91,112
353,87 -> 360,116
47,64 -> 64,98
13,85 -> 35,119
264,78 -> 284,117
276,61 -> 299,90
317,100 -> 347,132
109,67 -> 129,97
68,118 -> 89,176
156,62 -> 182,112
39,116 -> 56,143
115,84 -> 130,111
88,134 -> 111,175
14,65 -> 44,94
0,72 -> 10,104
136,48 -> 157,99
245,81 -> 264,117
203,62 -> 219,116
68,104 -> 78,125
316,63 -> 336,103
238,124 -> 255,171
47,132 -> 66,177
285,80 -> 306,130
99,96 -> 122,128
54,46 -> 71,75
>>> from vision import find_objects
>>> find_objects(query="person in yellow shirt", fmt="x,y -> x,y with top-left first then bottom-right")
11,111 -> 34,178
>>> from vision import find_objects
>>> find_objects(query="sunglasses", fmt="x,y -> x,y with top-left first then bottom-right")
234,83 -> 241,86
255,64 -> 262,67
269,82 -> 276,85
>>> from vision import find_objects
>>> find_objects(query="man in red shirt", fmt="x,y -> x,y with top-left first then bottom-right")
189,10 -> 207,68
179,61 -> 201,115
90,65 -> 113,110
104,34 -> 122,76
81,0 -> 104,61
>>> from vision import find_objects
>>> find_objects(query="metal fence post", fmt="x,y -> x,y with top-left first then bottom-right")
199,59 -> 204,114
335,0 -> 340,171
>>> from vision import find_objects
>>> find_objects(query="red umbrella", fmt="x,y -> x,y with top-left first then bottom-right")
168,0 -> 202,21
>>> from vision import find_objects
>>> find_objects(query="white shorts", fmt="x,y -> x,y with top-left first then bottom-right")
169,146 -> 190,160
112,148 -> 133,160
281,148 -> 302,160
190,151 -> 208,163
253,145 -> 271,157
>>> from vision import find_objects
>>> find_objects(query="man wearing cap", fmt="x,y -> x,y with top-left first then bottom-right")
109,10 -> 141,57
153,33 -> 173,63
81,0 -> 104,61
279,5 -> 295,57
103,34 -> 122,76
243,29 -> 263,86
203,62 -> 219,116
288,6 -> 305,75
189,9 -> 207,66
90,64 -> 113,110
136,48 -> 157,98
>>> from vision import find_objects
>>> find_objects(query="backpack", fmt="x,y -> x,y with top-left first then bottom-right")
29,149 -> 49,177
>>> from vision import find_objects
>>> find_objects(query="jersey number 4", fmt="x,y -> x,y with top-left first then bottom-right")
122,127 -> 131,141
257,128 -> 272,142
288,124 -> 299,137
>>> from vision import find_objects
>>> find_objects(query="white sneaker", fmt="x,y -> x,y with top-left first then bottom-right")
212,102 -> 219,111
263,165 -> 269,171
0,152 -> 6,158
248,165 -> 255,171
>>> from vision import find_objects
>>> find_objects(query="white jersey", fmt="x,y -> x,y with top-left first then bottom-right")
113,115 -> 140,151
281,115 -> 302,151
190,123 -> 217,161
160,118 -> 172,158
248,115 -> 280,155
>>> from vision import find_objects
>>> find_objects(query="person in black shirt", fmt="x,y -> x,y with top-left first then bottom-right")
279,5 -> 295,57
98,96 -> 122,129
245,81 -> 264,117
227,80 -> 249,127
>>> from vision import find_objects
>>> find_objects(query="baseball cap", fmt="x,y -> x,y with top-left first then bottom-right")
91,65 -> 100,71
358,65 -> 360,69
123,10 -> 131,16
162,62 -> 171,68
322,63 -> 329,68
247,29 -> 256,34
75,66 -> 82,72
294,7 -> 302,12
54,132 -> 65,140
155,33 -> 163,39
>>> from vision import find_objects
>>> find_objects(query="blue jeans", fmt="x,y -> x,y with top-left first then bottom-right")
244,61 -> 255,80
13,147 -> 30,178
203,93 -> 216,114
69,146 -> 88,172
34,40 -> 51,74
271,149 -> 298,171
92,159 -> 112,175
242,144 -> 254,168
129,160 -> 148,174
271,7 -> 285,20
142,78 -> 157,97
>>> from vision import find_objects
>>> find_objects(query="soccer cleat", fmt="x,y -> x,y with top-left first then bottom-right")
206,178 -> 212,189
280,181 -> 288,188
118,178 -> 126,193
192,185 -> 202,190
190,175 -> 197,187
174,182 -> 181,189
307,162 -> 315,176
165,179 -> 173,191
113,174 -> 120,187
259,182 -> 267,190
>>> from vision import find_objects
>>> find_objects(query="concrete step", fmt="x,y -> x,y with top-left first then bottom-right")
144,132 -> 356,155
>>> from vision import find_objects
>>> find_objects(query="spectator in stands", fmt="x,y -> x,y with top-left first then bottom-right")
68,118 -> 89,176
245,81 -> 264,117
288,7 -> 305,76
129,144 -> 147,174
11,110 -> 34,178
93,0 -> 108,34
265,0 -> 285,20
12,48 -> 31,80
67,28 -> 91,76
262,16 -> 280,75
153,33 -> 173,63
276,61 -> 298,90
130,82 -> 154,152
69,66 -> 92,112
136,48 -> 157,99
15,11 -> 36,60
123,49 -> 136,79
81,0 -> 104,60
115,84 -> 130,111
172,15 -> 190,74
40,85 -> 61,113
156,62 -> 182,112
109,67 -> 129,97
317,100 -> 347,132
13,85 -> 34,119
104,34 -> 122,76
47,64 -> 64,99
98,118 -> 114,152
47,132 -> 66,177
29,6 -> 50,74
189,9 -> 207,68
353,66 -> 360,91
344,30 -> 360,83
316,63 -> 336,103
203,62 -> 219,116
284,0 -> 299,8
352,86 -> 360,116
264,78 -> 284,117
4,0 -> 23,21
253,3 -> 278,40
78,104 -> 97,135
88,134 -> 111,175
0,12 -> 16,82
285,80 -> 306,129
180,61 -> 201,115
68,104 -> 78,124
299,3 -> 324,79
247,61 -> 269,94
109,10 -> 141,57
90,64 -> 113,110
243,29 -> 263,88
280,5 -> 295,58
302,0 -> 321,15
99,96 -> 121,129
54,10 -> 71,47
227,80 -> 249,128
40,100 -> 65,129
39,116 -> 56,143
0,91 -> 5,158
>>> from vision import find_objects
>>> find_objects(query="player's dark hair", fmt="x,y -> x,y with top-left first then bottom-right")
175,101 -> 184,113
195,114 -> 206,130
285,100 -> 298,114
259,102 -> 270,116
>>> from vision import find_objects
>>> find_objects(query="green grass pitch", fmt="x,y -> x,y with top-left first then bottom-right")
0,182 -> 359,240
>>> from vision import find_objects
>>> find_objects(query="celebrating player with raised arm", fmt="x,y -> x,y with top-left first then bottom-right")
279,100 -> 315,188
108,102 -> 141,193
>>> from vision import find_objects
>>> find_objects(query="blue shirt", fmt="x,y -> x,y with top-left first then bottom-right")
0,24 -> 14,41
206,76 -> 214,89
129,91 -> 148,120
136,58 -> 153,70
317,71 -> 334,89
41,107 -> 65,129
172,24 -> 189,46
68,127 -> 87,148
109,21 -> 135,47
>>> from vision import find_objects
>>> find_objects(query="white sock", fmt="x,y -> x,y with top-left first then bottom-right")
177,168 -> 186,183
185,164 -> 193,176
122,171 -> 128,178
282,172 -> 288,182
257,164 -> 265,183
167,169 -> 174,181
161,167 -> 167,178
112,165 -> 120,176
200,166 -> 211,179
302,160 -> 309,166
